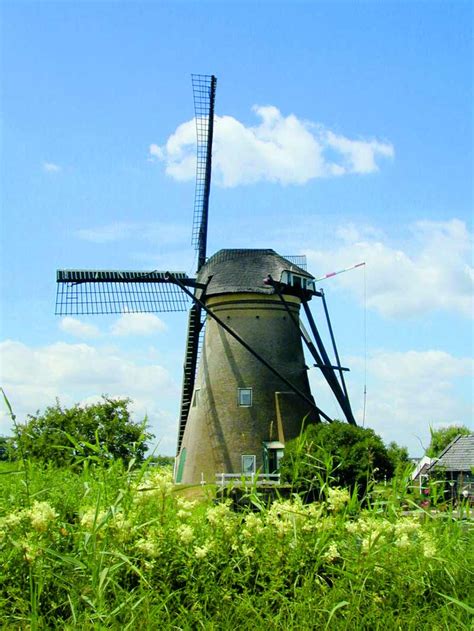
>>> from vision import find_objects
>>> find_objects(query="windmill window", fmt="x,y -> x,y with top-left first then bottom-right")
238,388 -> 253,407
192,389 -> 201,407
241,455 -> 256,474
281,271 -> 316,292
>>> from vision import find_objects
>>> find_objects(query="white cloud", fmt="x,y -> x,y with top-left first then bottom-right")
309,349 -> 472,455
324,130 -> 394,174
357,349 -> 472,453
0,340 -> 179,454
59,317 -> 100,339
110,313 -> 166,336
149,106 -> 394,187
306,219 -> 473,318
43,162 -> 61,173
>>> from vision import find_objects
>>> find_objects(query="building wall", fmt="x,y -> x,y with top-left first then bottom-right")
177,292 -> 317,484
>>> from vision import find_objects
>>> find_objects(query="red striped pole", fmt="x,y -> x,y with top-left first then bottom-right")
314,262 -> 365,282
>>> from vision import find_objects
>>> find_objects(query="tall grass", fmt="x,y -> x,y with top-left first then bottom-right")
0,458 -> 472,629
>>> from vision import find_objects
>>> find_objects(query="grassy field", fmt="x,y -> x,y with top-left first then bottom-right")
0,460 -> 472,630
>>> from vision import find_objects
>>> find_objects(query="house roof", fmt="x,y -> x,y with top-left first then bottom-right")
197,249 -> 313,297
429,434 -> 474,473
411,455 -> 435,480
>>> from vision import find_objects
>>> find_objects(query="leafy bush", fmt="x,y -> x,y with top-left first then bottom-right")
280,420 -> 394,497
11,397 -> 153,467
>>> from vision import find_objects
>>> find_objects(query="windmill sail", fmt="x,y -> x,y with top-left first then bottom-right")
191,74 -> 217,270
176,75 -> 217,454
55,270 -> 190,315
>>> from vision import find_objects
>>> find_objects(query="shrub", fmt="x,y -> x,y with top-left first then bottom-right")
11,397 -> 153,467
280,420 -> 394,497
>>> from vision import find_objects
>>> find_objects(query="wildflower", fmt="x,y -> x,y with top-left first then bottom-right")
177,524 -> 195,545
206,501 -> 236,535
420,533 -> 437,558
266,497 -> 305,534
241,544 -> 255,558
20,538 -> 40,563
111,513 -> 133,542
323,542 -> 340,562
136,470 -> 174,503
327,487 -> 351,512
26,501 -> 58,533
149,469 -> 174,494
345,520 -> 359,534
393,517 -> 420,537
206,501 -> 231,526
242,512 -> 264,538
2,511 -> 24,529
177,497 -> 196,511
194,541 -> 212,559
80,508 -> 107,530
395,533 -> 410,548
135,538 -> 161,558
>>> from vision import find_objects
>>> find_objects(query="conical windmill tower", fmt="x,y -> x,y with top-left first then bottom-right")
56,74 -> 356,485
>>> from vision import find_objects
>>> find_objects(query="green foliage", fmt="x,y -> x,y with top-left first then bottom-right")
0,460 -> 472,629
12,397 -> 153,467
0,436 -> 12,461
280,421 -> 394,497
386,440 -> 411,475
148,454 -> 174,468
427,425 -> 472,457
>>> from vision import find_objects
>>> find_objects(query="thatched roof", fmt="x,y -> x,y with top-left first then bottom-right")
197,249 -> 313,297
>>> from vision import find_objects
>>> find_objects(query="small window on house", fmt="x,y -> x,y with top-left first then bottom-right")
192,389 -> 200,407
238,388 -> 252,407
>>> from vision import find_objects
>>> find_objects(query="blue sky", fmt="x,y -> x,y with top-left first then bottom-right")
1,1 -> 472,456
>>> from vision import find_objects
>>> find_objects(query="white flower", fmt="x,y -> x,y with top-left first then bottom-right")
323,542 -> 340,562
26,501 -> 58,532
421,533 -> 437,558
80,508 -> 107,530
177,524 -> 195,545
327,487 -> 351,512
194,545 -> 208,559
135,538 -> 161,558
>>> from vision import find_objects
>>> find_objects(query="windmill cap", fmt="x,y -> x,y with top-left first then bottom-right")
197,248 -> 313,297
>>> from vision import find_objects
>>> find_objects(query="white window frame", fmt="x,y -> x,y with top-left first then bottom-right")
241,454 -> 256,474
238,387 -> 253,407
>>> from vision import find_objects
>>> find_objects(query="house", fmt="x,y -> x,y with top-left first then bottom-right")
428,434 -> 474,501
411,455 -> 435,490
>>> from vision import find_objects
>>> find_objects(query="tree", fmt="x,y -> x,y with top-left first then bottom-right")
13,397 -> 153,467
0,436 -> 12,461
426,425 -> 471,458
280,420 -> 394,497
386,441 -> 411,475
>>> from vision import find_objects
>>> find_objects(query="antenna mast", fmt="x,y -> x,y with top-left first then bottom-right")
191,74 -> 217,271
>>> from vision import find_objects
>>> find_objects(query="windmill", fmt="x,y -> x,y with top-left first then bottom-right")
56,74 -> 356,484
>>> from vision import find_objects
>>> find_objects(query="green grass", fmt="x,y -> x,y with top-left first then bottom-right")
0,460 -> 472,630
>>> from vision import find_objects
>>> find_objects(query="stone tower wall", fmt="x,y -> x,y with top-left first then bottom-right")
177,292 -> 316,484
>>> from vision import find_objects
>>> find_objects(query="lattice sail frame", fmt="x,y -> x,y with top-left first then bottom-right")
191,74 -> 216,268
55,270 -> 190,315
